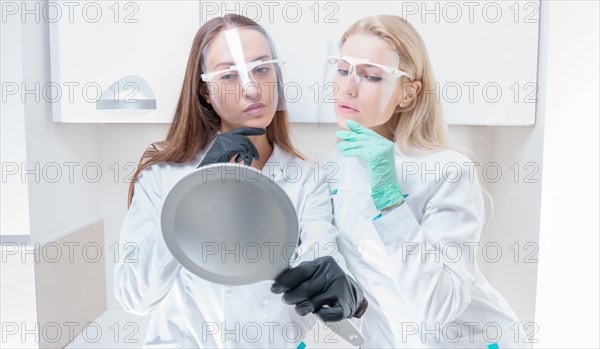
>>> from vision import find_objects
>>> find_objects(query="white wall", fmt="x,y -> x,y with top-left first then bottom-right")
482,125 -> 543,327
99,123 -> 169,311
1,5 -> 105,347
0,0 -> 104,243
534,1 -> 599,347
22,15 -> 103,244
1,3 -> 30,235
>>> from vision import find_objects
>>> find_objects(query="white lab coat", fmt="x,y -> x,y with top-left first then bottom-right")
114,142 -> 346,348
328,147 -> 532,348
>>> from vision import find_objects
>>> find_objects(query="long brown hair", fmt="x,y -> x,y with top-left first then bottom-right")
127,14 -> 303,208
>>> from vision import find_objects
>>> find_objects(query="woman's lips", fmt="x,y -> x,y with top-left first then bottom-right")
337,102 -> 359,114
243,102 -> 266,116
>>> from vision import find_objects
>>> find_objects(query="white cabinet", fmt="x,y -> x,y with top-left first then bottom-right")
49,1 -> 199,122
204,1 -> 540,125
51,1 -> 539,125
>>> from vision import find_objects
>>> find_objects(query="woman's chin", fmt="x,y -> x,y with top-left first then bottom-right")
336,114 -> 362,129
239,113 -> 274,129
336,118 -> 349,129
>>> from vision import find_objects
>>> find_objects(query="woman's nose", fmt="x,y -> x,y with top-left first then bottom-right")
342,73 -> 359,96
242,80 -> 260,101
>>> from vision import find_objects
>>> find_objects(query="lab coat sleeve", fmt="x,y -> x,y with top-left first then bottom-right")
292,167 -> 352,277
288,168 -> 361,329
113,165 -> 182,315
372,157 -> 484,326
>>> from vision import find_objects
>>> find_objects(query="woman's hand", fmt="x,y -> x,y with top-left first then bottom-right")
336,120 -> 406,211
198,128 -> 265,167
271,256 -> 368,321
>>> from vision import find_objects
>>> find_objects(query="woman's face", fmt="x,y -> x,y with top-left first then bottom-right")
203,28 -> 279,132
333,34 -> 405,130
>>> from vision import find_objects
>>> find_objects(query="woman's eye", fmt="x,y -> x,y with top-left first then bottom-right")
337,69 -> 349,76
221,73 -> 237,80
254,67 -> 270,74
365,75 -> 382,82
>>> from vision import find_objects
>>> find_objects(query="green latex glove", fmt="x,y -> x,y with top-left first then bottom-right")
336,120 -> 406,211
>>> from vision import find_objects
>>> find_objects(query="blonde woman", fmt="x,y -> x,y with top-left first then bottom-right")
326,15 -> 529,348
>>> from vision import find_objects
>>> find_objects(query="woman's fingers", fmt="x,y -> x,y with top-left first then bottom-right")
339,148 -> 368,158
336,131 -> 372,144
335,130 -> 357,141
345,120 -> 383,140
242,137 -> 260,160
230,127 -> 266,137
315,303 -> 345,322
336,140 -> 366,151
345,120 -> 365,133
346,120 -> 375,136
336,141 -> 370,158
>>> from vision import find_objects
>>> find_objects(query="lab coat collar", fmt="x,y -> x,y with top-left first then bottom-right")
395,143 -> 407,157
396,143 -> 433,159
262,143 -> 294,183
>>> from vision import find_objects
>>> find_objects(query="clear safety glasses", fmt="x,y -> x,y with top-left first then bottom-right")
201,26 -> 287,110
200,58 -> 285,85
326,55 -> 413,85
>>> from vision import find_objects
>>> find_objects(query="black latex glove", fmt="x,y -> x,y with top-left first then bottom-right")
271,256 -> 368,322
198,128 -> 266,167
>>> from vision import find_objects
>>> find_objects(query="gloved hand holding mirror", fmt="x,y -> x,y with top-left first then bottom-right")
161,163 -> 365,346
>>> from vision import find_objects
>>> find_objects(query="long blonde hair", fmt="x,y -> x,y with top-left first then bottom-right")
341,15 -> 494,230
341,15 -> 451,155
127,14 -> 303,208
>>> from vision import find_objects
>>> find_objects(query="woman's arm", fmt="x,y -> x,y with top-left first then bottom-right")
273,164 -> 367,322
294,165 -> 351,272
113,165 -> 182,315
372,157 -> 485,326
